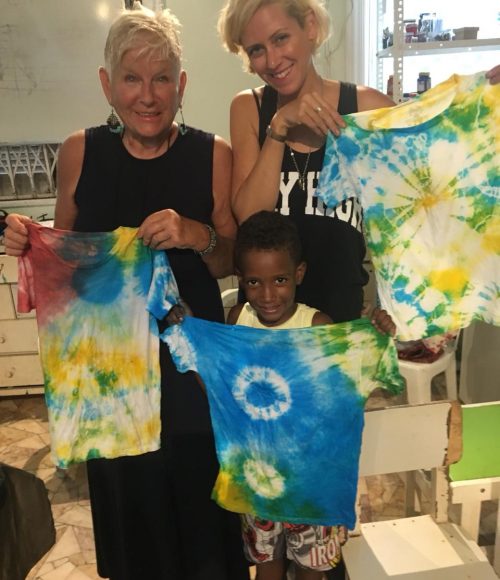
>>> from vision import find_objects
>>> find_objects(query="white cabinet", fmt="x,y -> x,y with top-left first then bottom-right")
376,0 -> 500,102
0,254 -> 44,395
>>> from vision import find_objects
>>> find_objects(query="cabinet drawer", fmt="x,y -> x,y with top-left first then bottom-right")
0,255 -> 19,284
0,286 -> 15,319
0,319 -> 40,353
0,354 -> 44,387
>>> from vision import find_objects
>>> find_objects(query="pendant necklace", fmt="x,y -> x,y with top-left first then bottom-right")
288,146 -> 311,191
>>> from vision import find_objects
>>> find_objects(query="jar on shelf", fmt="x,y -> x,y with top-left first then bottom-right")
386,75 -> 394,98
417,72 -> 431,94
404,19 -> 418,43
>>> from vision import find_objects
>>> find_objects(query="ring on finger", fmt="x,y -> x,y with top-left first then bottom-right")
314,106 -> 322,113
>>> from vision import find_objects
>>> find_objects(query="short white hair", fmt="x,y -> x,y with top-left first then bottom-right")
104,2 -> 183,77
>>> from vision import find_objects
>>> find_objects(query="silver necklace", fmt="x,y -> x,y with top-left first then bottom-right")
288,146 -> 311,191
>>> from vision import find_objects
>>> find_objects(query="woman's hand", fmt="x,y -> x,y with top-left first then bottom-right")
486,65 -> 500,85
272,91 -> 346,138
3,213 -> 32,256
370,307 -> 396,337
137,209 -> 210,252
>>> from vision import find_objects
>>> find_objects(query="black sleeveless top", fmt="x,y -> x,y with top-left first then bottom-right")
255,83 -> 368,322
74,125 -> 223,323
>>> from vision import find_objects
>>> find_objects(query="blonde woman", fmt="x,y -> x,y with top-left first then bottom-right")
218,0 -> 394,330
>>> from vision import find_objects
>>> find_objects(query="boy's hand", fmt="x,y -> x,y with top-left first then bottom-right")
165,300 -> 193,326
371,307 -> 396,336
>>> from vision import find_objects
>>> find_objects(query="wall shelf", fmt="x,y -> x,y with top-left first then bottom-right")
376,0 -> 500,103
378,37 -> 500,58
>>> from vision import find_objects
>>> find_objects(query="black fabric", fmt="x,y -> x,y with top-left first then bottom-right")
254,83 -> 368,323
0,464 -> 55,580
326,559 -> 347,578
74,125 -> 249,580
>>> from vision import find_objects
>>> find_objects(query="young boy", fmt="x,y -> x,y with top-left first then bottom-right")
229,210 -> 395,580
167,210 -> 395,580
229,210 -> 342,580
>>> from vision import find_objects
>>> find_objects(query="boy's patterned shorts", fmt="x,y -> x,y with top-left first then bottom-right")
241,514 -> 347,571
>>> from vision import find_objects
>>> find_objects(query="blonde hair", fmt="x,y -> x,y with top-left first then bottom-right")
104,2 -> 182,78
217,0 -> 330,71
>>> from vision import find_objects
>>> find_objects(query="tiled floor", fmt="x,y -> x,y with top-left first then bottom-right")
0,390 -> 406,580
0,382 -> 497,579
0,396 -> 99,580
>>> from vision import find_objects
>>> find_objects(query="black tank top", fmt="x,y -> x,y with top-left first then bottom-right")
73,125 -> 223,323
254,83 -> 368,322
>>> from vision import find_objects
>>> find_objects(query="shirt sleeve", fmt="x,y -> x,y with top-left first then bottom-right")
147,250 -> 180,320
315,128 -> 361,209
160,317 -> 199,374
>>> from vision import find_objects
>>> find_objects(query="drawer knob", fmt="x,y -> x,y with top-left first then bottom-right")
6,369 -> 15,378
0,336 -> 6,344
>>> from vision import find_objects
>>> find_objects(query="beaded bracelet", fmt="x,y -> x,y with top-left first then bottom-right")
195,224 -> 217,256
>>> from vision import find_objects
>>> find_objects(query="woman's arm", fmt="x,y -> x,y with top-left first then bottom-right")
54,130 -> 85,230
356,85 -> 395,111
3,131 -> 85,255
486,65 -> 500,85
231,90 -> 286,223
137,135 -> 237,279
204,135 -> 238,278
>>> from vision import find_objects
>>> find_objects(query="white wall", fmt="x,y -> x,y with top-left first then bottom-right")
0,0 -> 123,144
318,0 -> 349,81
163,0 -> 259,141
0,0 -> 353,145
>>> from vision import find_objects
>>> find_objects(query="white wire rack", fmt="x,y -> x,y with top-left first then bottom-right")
0,143 -> 60,199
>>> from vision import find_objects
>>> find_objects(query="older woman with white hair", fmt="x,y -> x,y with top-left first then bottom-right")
5,4 -> 248,579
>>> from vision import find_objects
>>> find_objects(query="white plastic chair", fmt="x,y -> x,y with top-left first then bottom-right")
398,341 -> 458,405
220,287 -> 238,308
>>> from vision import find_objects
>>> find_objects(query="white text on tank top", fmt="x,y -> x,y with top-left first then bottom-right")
279,168 -> 362,231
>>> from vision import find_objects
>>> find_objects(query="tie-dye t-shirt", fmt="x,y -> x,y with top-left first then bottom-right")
17,223 -> 179,468
161,316 -> 403,528
316,72 -> 499,340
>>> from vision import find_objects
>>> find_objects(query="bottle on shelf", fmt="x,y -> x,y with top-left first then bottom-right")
386,74 -> 394,98
417,72 -> 432,94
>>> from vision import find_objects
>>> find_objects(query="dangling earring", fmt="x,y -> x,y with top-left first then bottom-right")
107,107 -> 122,134
178,104 -> 188,136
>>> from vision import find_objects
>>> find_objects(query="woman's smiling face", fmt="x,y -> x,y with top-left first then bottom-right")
100,42 -> 186,145
241,3 -> 317,98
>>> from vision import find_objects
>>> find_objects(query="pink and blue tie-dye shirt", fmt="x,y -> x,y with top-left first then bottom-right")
316,72 -> 499,340
18,223 -> 179,468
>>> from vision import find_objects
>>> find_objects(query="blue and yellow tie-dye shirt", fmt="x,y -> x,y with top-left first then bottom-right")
18,223 -> 179,468
162,316 -> 403,528
316,72 -> 499,340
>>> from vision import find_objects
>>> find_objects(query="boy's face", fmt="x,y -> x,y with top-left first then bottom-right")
237,248 -> 306,327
